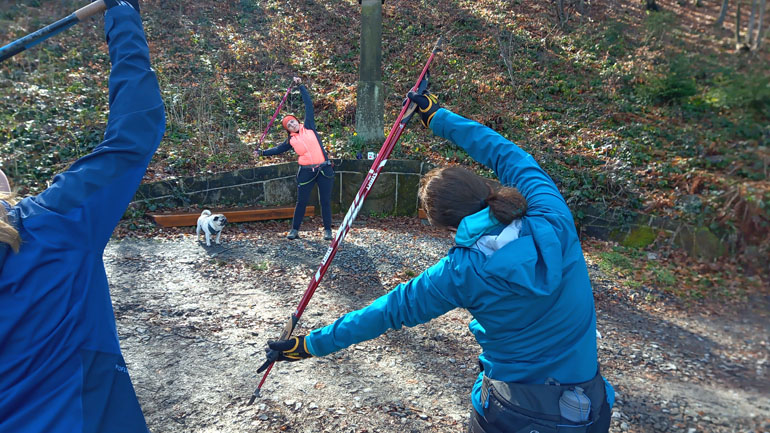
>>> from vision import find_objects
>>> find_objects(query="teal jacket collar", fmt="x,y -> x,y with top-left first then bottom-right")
454,207 -> 503,247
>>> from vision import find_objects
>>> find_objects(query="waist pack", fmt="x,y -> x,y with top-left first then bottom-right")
476,370 -> 610,433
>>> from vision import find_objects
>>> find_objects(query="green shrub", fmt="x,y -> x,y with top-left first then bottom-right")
705,71 -> 770,119
637,56 -> 697,105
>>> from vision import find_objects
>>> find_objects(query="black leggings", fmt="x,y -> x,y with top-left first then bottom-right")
293,165 -> 334,231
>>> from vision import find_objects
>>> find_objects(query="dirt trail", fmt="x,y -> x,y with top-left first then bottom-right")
105,219 -> 769,432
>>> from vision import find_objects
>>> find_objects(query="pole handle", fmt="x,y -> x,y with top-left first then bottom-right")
74,0 -> 107,21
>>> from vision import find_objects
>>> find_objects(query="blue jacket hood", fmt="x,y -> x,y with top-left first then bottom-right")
454,207 -> 563,296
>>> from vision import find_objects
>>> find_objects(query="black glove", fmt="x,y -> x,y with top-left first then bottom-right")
256,336 -> 312,373
104,0 -> 140,14
254,149 -> 263,158
407,90 -> 440,128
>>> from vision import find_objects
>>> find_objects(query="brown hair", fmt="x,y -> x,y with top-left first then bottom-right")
0,192 -> 20,253
419,166 -> 527,228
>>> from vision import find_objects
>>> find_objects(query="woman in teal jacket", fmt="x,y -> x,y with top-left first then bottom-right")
261,92 -> 613,432
0,2 -> 165,432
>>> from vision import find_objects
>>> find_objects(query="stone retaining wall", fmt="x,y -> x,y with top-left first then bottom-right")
134,161 -> 751,263
134,159 -> 433,218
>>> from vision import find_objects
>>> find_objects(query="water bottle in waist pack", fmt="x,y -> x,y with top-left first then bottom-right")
559,386 -> 592,422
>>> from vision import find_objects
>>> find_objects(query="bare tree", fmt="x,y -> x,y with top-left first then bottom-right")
716,0 -> 730,27
747,0 -> 758,46
735,0 -> 768,51
752,0 -> 766,50
735,0 -> 752,51
555,0 -> 568,27
646,0 -> 661,11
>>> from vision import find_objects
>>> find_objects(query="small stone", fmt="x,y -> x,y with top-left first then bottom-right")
257,414 -> 268,421
620,421 -> 629,431
284,400 -> 295,406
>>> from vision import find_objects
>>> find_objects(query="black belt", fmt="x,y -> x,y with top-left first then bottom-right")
301,160 -> 332,172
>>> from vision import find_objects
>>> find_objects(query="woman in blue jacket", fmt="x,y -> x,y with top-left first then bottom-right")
0,1 -> 165,432
261,92 -> 613,432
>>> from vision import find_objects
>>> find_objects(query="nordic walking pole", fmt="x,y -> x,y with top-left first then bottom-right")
248,36 -> 443,404
0,0 -> 107,63
254,81 -> 293,155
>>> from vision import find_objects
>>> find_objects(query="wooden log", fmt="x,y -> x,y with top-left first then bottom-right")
150,206 -> 313,228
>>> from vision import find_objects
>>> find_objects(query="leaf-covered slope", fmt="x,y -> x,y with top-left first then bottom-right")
1,0 -> 768,258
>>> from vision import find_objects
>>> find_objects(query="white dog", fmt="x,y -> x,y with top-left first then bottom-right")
196,210 -> 227,246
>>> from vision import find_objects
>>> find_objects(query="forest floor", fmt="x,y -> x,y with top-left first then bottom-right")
106,216 -> 769,433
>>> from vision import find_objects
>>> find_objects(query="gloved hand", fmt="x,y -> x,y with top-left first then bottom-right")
256,335 -> 312,373
407,90 -> 440,128
254,149 -> 263,158
104,0 -> 140,14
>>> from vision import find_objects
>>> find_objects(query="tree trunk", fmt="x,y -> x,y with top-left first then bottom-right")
555,0 -> 567,27
752,0 -> 766,49
736,1 -> 743,45
356,0 -> 385,152
716,0 -> 729,27
746,0 -> 758,46
646,0 -> 661,11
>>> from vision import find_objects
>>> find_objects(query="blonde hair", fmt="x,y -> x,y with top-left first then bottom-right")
0,192 -> 20,253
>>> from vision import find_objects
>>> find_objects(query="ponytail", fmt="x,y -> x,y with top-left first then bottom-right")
0,193 -> 20,253
486,185 -> 527,225
419,166 -> 527,228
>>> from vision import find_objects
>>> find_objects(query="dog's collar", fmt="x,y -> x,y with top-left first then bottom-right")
207,221 -> 220,233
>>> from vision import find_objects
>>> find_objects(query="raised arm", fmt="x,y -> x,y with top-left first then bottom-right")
298,85 -> 316,131
32,5 -> 165,249
429,109 -> 571,219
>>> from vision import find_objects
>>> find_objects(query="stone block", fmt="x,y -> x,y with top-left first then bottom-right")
621,225 -> 658,248
186,183 -> 265,207
691,226 -> 726,260
339,171 -> 396,215
395,173 -> 420,216
334,159 -> 375,173
386,160 -> 423,174
264,178 -> 296,206
135,179 -> 180,201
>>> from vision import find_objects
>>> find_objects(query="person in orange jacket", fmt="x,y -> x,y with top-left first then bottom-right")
257,77 -> 335,241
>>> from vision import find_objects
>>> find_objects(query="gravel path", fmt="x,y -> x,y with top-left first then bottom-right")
104,217 -> 770,433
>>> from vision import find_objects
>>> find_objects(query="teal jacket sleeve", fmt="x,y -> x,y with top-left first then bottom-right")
429,109 -> 571,220
306,255 -> 467,357
31,7 -> 165,250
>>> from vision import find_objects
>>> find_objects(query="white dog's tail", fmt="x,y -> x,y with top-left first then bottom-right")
201,209 -> 212,216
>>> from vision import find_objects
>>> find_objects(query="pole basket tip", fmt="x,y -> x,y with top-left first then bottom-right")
247,390 -> 260,406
